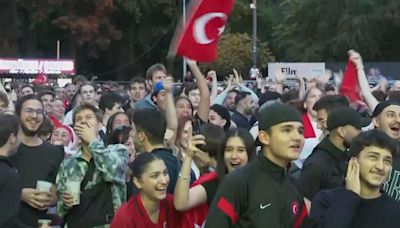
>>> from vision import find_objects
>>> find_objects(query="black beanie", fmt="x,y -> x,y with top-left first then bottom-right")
258,102 -> 302,131
372,100 -> 400,117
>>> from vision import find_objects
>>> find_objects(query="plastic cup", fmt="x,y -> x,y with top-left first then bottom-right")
66,181 -> 80,205
36,181 -> 52,192
38,219 -> 51,227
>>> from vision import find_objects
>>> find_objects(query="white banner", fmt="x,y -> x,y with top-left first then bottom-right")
268,62 -> 325,79
0,58 -> 75,75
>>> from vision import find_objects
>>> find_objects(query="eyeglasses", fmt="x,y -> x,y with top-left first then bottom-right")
23,108 -> 44,116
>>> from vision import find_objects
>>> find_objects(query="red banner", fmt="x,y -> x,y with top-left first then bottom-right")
169,0 -> 235,62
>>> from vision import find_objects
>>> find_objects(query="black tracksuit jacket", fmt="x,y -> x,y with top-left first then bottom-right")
298,137 -> 348,200
0,156 -> 29,228
205,153 -> 310,228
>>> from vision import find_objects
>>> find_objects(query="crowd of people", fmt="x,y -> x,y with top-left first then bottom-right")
0,50 -> 400,228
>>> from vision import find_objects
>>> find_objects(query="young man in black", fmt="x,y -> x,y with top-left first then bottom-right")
298,106 -> 368,200
0,114 -> 27,228
231,91 -> 257,130
132,108 -> 194,194
310,130 -> 400,228
312,95 -> 349,138
11,95 -> 64,226
371,101 -> 400,201
205,103 -> 310,228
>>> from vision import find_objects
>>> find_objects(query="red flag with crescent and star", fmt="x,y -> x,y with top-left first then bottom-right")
169,0 -> 235,62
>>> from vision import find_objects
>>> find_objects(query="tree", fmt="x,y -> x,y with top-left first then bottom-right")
0,0 -> 19,56
208,33 -> 275,78
272,0 -> 400,61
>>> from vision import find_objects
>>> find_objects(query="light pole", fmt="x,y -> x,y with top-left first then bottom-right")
250,0 -> 257,67
182,0 -> 187,81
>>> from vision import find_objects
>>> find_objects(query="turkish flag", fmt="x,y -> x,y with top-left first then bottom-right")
32,73 -> 49,85
339,60 -> 363,103
169,0 -> 235,62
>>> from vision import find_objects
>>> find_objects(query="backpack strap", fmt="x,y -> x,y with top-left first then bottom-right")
80,159 -> 96,191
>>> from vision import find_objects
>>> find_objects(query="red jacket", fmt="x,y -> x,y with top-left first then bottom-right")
111,194 -> 182,228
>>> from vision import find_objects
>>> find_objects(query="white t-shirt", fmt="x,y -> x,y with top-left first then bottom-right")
249,67 -> 259,79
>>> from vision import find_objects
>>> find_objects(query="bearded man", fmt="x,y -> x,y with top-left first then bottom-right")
11,94 -> 64,227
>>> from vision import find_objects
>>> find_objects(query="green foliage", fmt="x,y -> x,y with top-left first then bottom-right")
273,0 -> 400,61
209,33 -> 275,78
2,0 -> 400,80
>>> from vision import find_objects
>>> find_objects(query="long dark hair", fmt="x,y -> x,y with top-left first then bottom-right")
216,128 -> 255,180
105,112 -> 130,145
129,153 -> 163,179
200,123 -> 224,159
107,126 -> 132,146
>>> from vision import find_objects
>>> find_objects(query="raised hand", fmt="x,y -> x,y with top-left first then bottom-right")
348,50 -> 364,69
345,158 -> 361,196
274,68 -> 286,83
163,76 -> 174,93
319,69 -> 332,84
225,75 -> 234,90
379,76 -> 388,91
74,122 -> 97,144
185,124 -> 206,158
207,70 -> 217,81
233,69 -> 243,84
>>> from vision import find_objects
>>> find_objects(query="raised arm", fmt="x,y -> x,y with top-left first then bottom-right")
187,60 -> 210,122
296,75 -> 306,100
231,69 -> 258,102
350,50 -> 378,111
256,74 -> 266,95
274,68 -> 286,94
0,82 -> 15,111
209,71 -> 218,104
213,76 -> 234,105
164,76 -> 178,147
174,131 -> 208,211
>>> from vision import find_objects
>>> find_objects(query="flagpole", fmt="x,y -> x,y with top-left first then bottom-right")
251,0 -> 257,67
57,40 -> 60,60
182,0 -> 187,82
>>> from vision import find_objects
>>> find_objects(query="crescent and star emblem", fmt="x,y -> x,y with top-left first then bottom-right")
193,12 -> 227,45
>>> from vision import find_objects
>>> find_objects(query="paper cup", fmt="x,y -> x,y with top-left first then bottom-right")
38,219 -> 51,227
36,181 -> 52,192
66,181 -> 80,205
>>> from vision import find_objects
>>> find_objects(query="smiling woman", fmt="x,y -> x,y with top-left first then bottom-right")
111,153 -> 182,228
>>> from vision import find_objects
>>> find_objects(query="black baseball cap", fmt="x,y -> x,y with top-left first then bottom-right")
255,102 -> 302,146
327,107 -> 370,131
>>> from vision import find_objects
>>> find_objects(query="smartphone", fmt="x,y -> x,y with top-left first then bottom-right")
192,119 -> 205,151
192,119 -> 202,136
